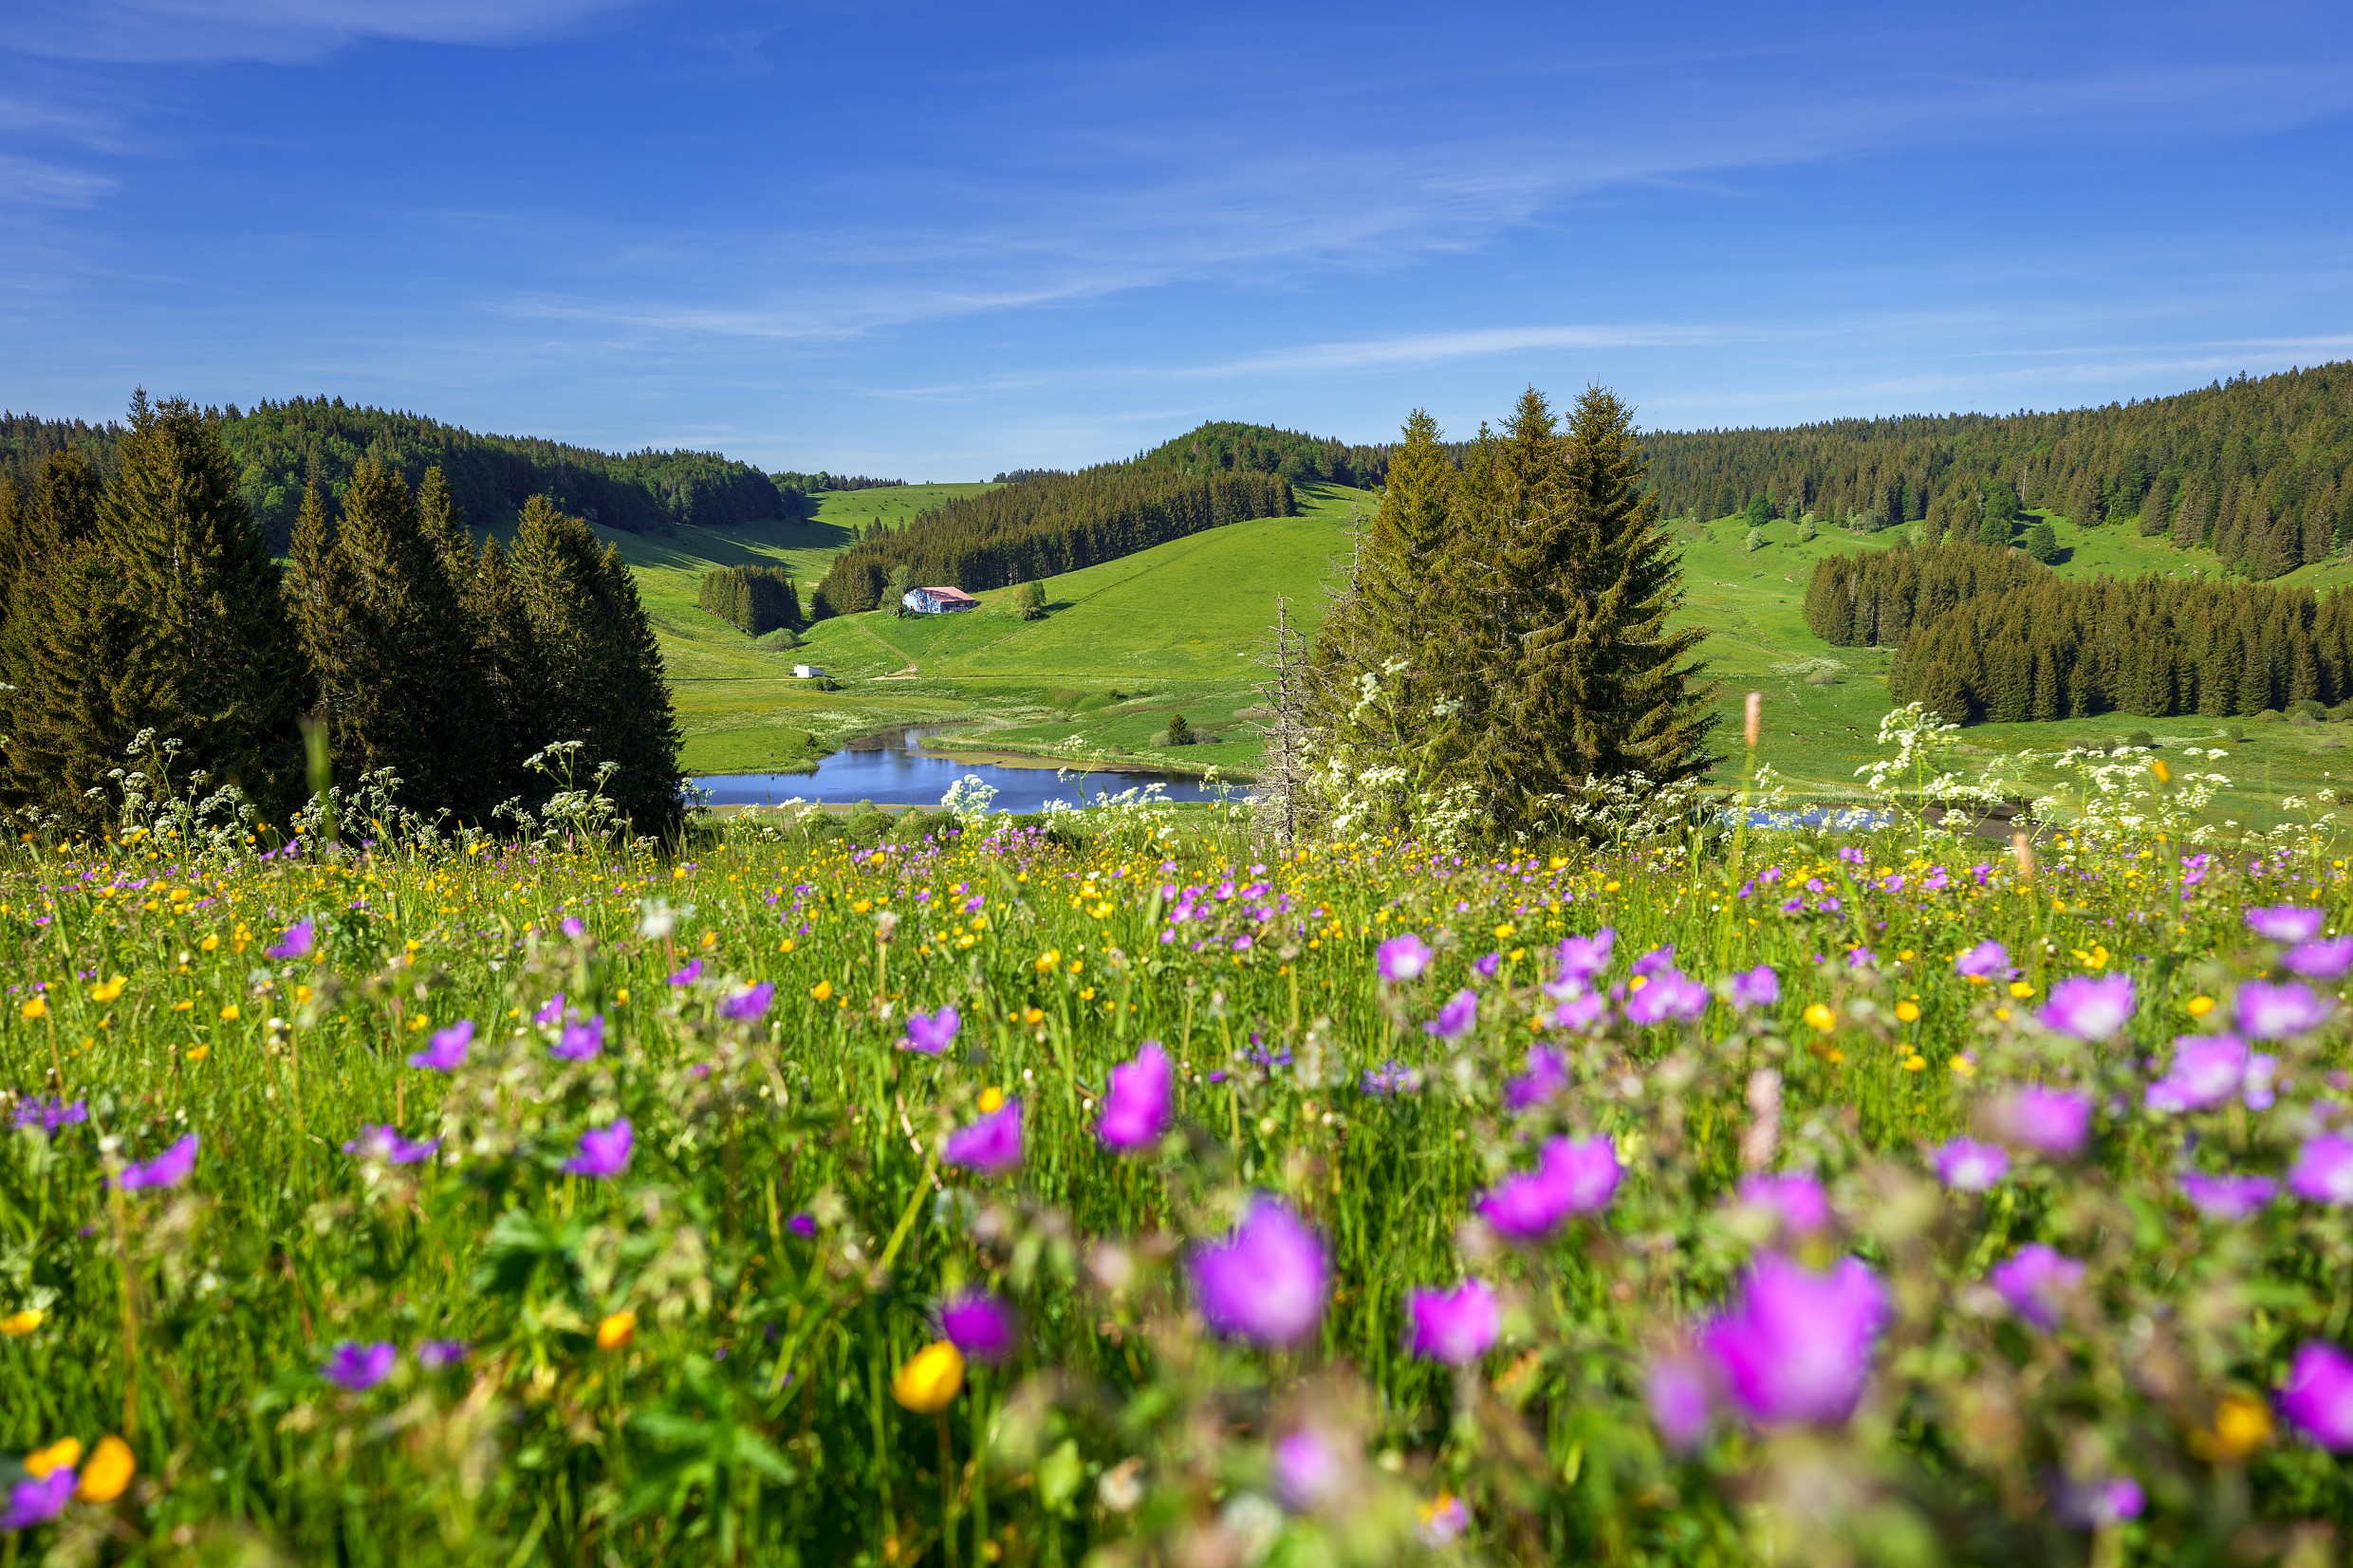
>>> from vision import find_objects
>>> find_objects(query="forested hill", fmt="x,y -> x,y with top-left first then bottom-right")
1637,362 -> 2353,578
1129,421 -> 1388,489
0,397 -> 800,547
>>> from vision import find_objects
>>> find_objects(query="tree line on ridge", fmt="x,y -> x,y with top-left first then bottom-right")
0,396 -> 681,835
1640,362 -> 2353,581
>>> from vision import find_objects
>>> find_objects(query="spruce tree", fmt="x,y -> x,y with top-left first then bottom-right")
1305,410 -> 1462,834
509,495 -> 683,834
470,536 -> 549,810
77,394 -> 306,821
1461,386 -> 1716,837
286,459 -> 497,820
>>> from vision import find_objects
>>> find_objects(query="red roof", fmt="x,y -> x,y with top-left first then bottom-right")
918,585 -> 978,603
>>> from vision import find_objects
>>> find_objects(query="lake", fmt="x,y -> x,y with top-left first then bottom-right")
693,729 -> 1237,811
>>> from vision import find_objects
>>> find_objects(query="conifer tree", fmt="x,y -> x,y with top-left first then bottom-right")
23,394 -> 309,821
509,495 -> 683,834
286,459 -> 497,819
1458,387 -> 1717,837
470,536 -> 548,809
1305,410 -> 1463,834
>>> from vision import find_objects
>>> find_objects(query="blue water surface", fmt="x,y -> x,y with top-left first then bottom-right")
694,729 -> 1233,810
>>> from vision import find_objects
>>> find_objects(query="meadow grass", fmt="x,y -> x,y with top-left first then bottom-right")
4,768 -> 2353,1562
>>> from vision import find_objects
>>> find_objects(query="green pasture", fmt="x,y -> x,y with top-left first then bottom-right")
594,476 -> 2351,823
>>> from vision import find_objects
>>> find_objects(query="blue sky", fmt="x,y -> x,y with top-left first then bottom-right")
3,1 -> 2347,478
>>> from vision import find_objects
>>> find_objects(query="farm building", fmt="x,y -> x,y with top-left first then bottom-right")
903,585 -> 978,615
791,664 -> 827,679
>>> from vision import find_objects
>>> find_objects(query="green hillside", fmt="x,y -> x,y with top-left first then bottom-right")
606,472 -> 2353,824
598,482 -> 1363,775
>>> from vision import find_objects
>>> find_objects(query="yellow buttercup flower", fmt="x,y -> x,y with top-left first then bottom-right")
1802,1003 -> 1836,1031
24,1436 -> 82,1478
596,1310 -> 638,1351
19,996 -> 47,1020
977,1086 -> 1006,1114
2007,980 -> 2034,999
1,1308 -> 45,1337
891,1340 -> 965,1412
2187,994 -> 2215,1018
76,1435 -> 134,1503
809,980 -> 832,1003
89,975 -> 126,1004
2211,1393 -> 2273,1459
1895,1000 -> 1920,1023
219,1004 -> 240,1022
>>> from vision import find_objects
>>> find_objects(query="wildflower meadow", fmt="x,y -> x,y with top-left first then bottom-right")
5,730 -> 2353,1565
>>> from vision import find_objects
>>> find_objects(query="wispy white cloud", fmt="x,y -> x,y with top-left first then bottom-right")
6,0 -> 639,65
0,154 -> 117,206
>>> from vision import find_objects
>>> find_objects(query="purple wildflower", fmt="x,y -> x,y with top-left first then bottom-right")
1989,1244 -> 2084,1331
1422,987 -> 1478,1041
1473,951 -> 1502,979
564,1119 -> 635,1179
1987,1086 -> 2093,1157
1631,944 -> 1677,978
0,1469 -> 74,1531
1189,1195 -> 1328,1346
1737,1171 -> 1831,1237
1272,1427 -> 1343,1512
718,982 -> 774,1022
321,1340 -> 397,1392
416,1339 -> 469,1371
343,1124 -> 439,1165
534,993 -> 566,1025
1725,965 -> 1780,1009
2245,1051 -> 2279,1111
667,958 -> 703,987
1552,992 -> 1605,1031
1502,1045 -> 1567,1110
1623,968 -> 1708,1025
1547,929 -> 1615,997
2288,1134 -> 2353,1204
2234,978 -> 2332,1040
1933,1136 -> 2010,1191
1646,1351 -> 1716,1449
1955,940 -> 2011,980
787,1212 -> 817,1237
2037,974 -> 2136,1042
1375,933 -> 1431,982
2143,1034 -> 2248,1113
11,1096 -> 86,1134
2056,1477 -> 2145,1528
115,1133 -> 198,1191
550,1014 -> 605,1061
1099,1042 -> 1172,1150
1417,1494 -> 1470,1547
1403,1279 -> 1499,1364
2247,905 -> 2325,943
1475,1134 -> 1620,1240
407,1019 -> 472,1071
944,1099 -> 1023,1173
267,918 -> 316,960
1700,1253 -> 1887,1426
2278,1341 -> 2353,1449
2179,1169 -> 2276,1219
561,916 -> 586,939
1361,1061 -> 1422,1096
2284,935 -> 2353,980
900,1005 -> 959,1056
940,1292 -> 1020,1364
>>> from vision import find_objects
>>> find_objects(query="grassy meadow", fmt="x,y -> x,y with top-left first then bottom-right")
5,763 -> 2353,1560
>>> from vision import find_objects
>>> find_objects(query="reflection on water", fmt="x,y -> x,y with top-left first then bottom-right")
694,729 -> 1232,810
